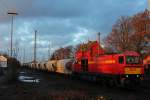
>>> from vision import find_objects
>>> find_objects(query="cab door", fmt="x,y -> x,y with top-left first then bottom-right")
81,59 -> 88,72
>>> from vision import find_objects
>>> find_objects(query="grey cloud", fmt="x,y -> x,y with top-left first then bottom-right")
0,0 -> 147,62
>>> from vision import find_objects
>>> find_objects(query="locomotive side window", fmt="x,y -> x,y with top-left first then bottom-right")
119,56 -> 124,64
126,56 -> 141,64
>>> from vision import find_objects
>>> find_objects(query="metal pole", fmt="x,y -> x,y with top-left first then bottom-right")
97,32 -> 100,55
48,41 -> 51,59
10,16 -> 13,57
23,48 -> 25,63
7,12 -> 18,57
34,30 -> 37,63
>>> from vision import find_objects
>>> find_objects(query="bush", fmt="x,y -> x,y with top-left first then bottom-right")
0,57 -> 20,84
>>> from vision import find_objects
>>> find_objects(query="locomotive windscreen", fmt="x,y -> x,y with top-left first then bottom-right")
126,56 -> 142,64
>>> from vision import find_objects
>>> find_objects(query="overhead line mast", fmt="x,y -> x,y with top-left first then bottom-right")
7,12 -> 18,57
97,32 -> 101,56
34,30 -> 37,63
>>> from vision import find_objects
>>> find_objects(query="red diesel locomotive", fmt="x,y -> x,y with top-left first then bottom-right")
72,41 -> 144,86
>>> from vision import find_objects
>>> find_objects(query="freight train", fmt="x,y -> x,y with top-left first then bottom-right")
23,41 -> 144,87
24,59 -> 73,74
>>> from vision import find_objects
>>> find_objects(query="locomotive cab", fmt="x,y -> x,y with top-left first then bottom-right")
118,52 -> 144,86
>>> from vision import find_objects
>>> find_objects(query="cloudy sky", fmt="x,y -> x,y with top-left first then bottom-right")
0,0 -> 148,62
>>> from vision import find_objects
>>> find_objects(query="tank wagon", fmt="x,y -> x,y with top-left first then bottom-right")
46,60 -> 57,72
56,59 -> 73,74
27,59 -> 73,75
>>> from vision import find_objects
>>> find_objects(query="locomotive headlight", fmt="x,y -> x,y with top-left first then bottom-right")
126,75 -> 128,78
137,75 -> 139,77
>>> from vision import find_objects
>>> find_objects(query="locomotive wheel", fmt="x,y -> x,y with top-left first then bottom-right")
92,76 -> 97,81
108,79 -> 115,87
98,79 -> 105,86
105,79 -> 115,87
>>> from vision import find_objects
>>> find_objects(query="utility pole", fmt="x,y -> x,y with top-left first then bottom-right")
7,12 -> 18,57
23,48 -> 25,63
34,30 -> 37,63
48,41 -> 51,59
97,32 -> 101,55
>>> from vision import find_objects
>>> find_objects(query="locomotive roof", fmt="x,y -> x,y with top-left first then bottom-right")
77,41 -> 104,51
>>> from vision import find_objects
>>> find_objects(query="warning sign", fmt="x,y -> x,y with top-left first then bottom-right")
0,56 -> 7,68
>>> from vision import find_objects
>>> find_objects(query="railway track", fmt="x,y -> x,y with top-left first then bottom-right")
2,67 -> 146,100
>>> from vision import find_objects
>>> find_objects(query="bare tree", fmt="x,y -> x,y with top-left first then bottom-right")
104,16 -> 132,53
104,10 -> 150,54
130,9 -> 150,53
50,45 -> 74,60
